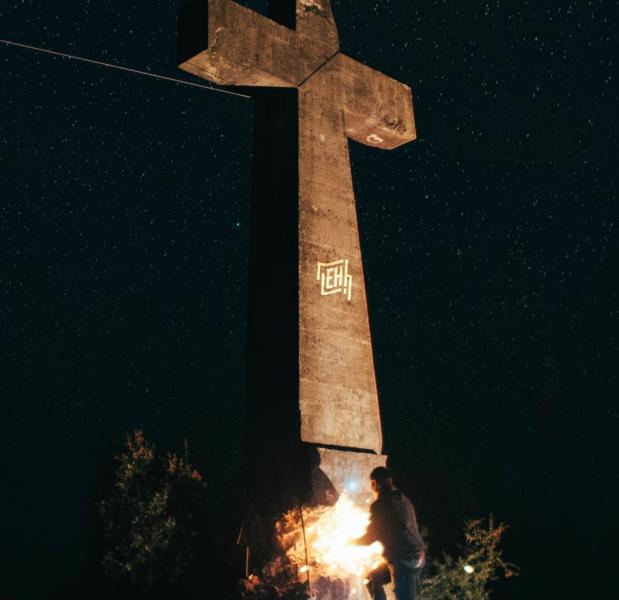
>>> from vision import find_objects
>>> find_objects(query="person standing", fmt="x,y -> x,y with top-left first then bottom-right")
355,467 -> 426,600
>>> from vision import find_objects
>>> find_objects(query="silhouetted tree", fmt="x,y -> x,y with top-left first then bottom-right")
99,430 -> 206,588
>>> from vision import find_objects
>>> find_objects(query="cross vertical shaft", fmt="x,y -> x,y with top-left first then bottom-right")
299,74 -> 382,454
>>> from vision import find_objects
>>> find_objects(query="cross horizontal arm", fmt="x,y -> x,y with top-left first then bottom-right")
301,54 -> 416,150
178,0 -> 339,88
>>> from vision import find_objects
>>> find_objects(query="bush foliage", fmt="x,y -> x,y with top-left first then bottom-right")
99,430 -> 206,587
421,516 -> 518,600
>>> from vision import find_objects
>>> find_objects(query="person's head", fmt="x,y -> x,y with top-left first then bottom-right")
369,466 -> 393,497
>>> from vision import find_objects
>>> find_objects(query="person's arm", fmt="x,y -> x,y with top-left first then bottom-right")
354,504 -> 380,546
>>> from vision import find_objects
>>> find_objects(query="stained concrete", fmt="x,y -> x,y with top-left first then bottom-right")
179,0 -> 339,87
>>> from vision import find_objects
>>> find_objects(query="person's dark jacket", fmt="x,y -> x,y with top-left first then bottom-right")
357,487 -> 426,563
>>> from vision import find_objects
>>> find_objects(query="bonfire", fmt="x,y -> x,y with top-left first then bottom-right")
274,493 -> 386,599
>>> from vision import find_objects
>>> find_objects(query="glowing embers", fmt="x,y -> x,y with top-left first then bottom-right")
278,493 -> 385,586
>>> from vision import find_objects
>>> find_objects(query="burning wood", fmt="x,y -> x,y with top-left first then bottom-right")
275,493 -> 386,599
235,573 -> 309,599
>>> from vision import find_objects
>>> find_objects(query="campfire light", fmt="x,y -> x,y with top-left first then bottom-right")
278,493 -> 386,584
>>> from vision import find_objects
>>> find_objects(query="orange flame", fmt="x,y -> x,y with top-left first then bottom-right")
278,493 -> 385,586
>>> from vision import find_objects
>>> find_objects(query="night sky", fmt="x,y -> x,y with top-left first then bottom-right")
1,1 -> 617,598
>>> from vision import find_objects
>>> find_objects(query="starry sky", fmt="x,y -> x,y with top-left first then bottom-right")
1,1 -> 617,598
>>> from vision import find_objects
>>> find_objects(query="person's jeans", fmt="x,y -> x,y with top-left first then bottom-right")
390,561 -> 419,600
366,560 -> 421,600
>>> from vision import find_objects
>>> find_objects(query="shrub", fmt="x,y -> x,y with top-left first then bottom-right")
99,430 -> 206,587
421,516 -> 518,600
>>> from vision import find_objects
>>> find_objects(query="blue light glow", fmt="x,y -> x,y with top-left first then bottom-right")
347,480 -> 359,492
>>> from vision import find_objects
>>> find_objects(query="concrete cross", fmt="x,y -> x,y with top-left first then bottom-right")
178,0 -> 416,501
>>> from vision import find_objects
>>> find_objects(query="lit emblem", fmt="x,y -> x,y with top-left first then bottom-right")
317,259 -> 352,301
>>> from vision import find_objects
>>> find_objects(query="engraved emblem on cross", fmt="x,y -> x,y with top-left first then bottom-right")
317,259 -> 352,301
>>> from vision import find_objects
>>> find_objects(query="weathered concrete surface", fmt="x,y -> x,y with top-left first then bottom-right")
298,53 -> 414,454
179,0 -> 339,87
317,447 -> 387,502
178,0 -> 416,495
